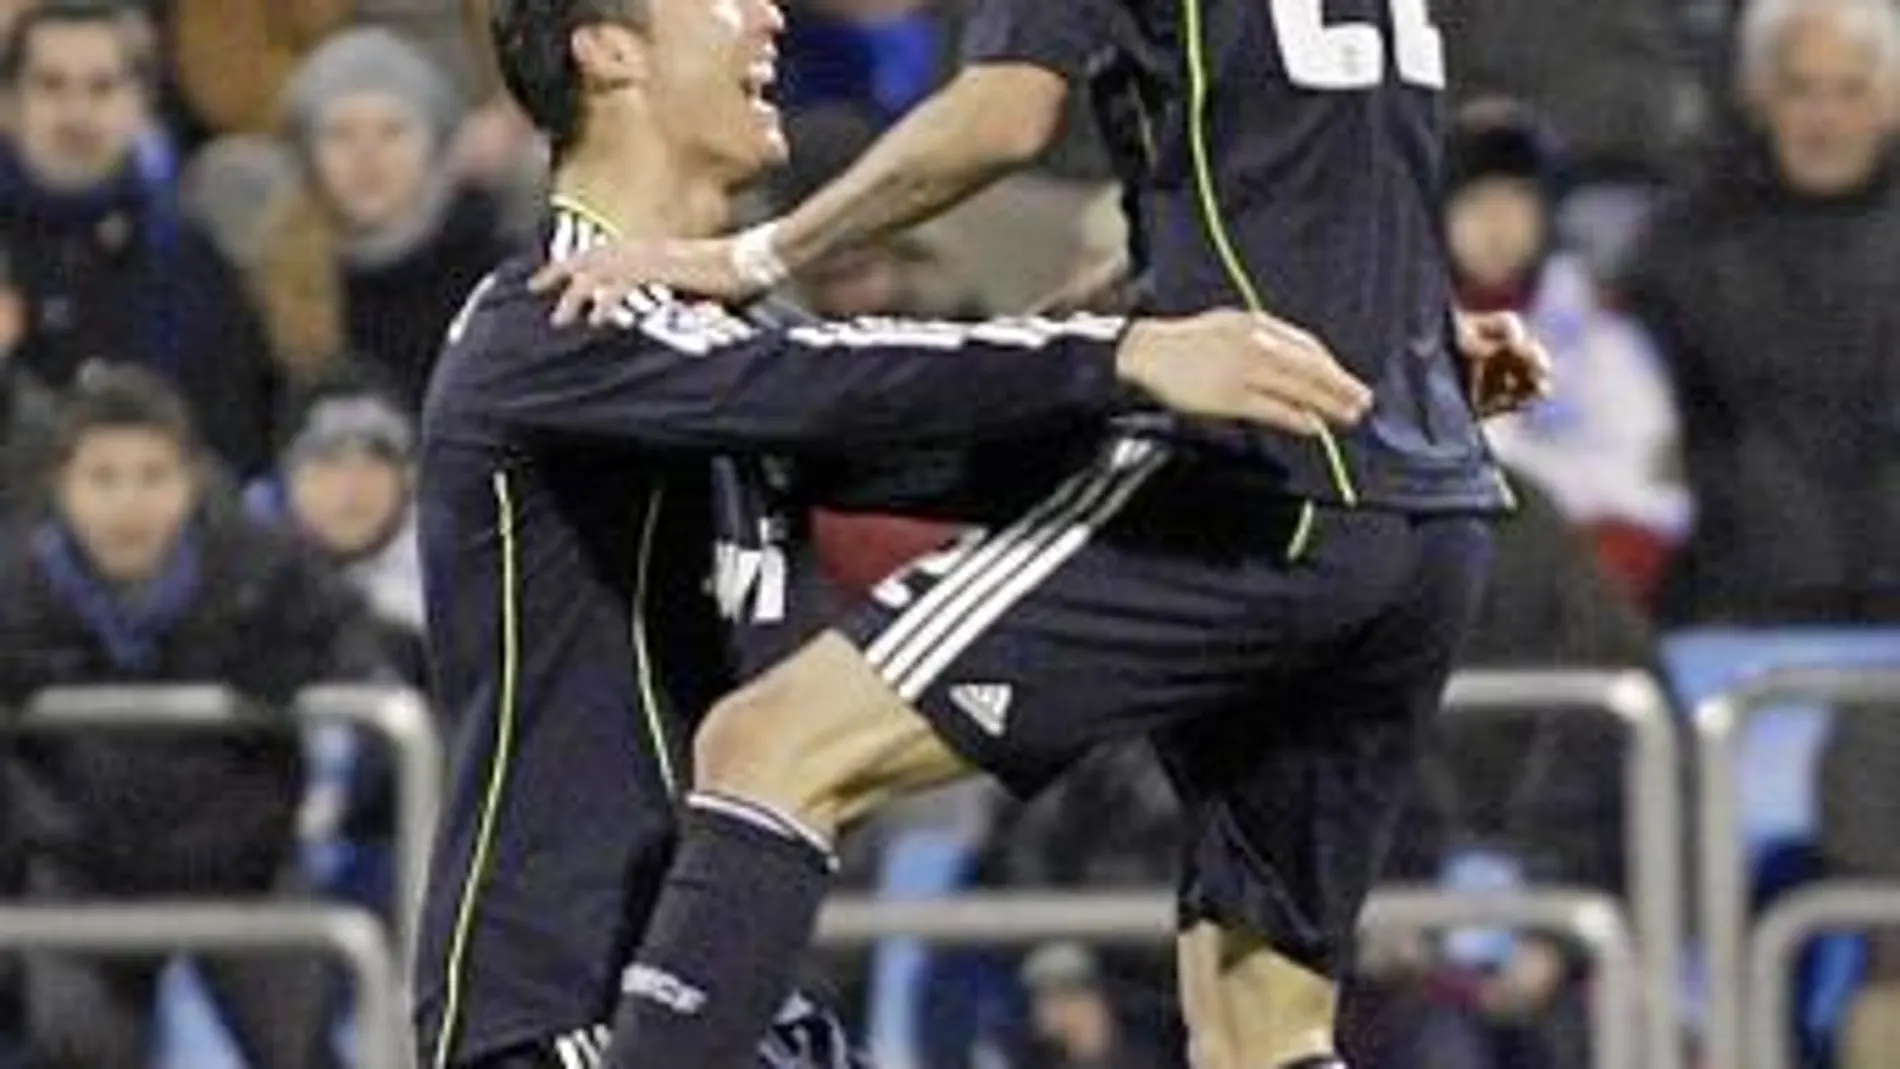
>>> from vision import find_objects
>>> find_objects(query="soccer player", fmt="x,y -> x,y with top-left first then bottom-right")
558,3 -> 1554,1069
411,2 -> 1372,1068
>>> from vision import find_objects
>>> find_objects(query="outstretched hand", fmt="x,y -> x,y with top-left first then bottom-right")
1458,310 -> 1554,419
531,235 -> 755,326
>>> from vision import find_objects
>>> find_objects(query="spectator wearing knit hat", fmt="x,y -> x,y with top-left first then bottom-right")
267,373 -> 425,672
254,28 -> 510,410
1445,99 -> 1689,606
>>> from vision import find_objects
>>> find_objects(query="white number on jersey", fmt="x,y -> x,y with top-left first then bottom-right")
1268,0 -> 1445,91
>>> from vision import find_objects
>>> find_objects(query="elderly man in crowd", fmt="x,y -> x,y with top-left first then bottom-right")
1627,0 -> 1900,624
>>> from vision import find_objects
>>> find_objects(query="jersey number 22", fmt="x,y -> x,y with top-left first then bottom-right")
1270,0 -> 1445,90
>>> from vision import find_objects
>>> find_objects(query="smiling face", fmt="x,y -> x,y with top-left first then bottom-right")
634,0 -> 787,182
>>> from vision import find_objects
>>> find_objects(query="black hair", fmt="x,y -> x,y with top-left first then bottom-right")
1,0 -> 155,90
52,365 -> 198,473
488,0 -> 647,160
1446,98 -> 1564,199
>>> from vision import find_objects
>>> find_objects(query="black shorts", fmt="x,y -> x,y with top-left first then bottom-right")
839,438 -> 1495,977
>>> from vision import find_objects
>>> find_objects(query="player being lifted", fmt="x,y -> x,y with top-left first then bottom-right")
410,1 -> 1374,1067
539,1 -> 1554,1068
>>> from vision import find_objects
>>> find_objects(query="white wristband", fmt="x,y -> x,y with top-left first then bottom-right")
730,221 -> 790,289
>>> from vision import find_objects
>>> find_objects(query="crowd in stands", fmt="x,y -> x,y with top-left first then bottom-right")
0,0 -> 1896,1066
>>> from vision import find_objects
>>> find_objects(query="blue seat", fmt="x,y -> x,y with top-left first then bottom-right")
1663,629 -> 1900,860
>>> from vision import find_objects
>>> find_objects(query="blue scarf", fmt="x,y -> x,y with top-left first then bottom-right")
32,521 -> 202,673
0,142 -> 184,377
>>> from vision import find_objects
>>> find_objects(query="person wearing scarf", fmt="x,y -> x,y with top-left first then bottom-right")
0,1 -> 279,477
0,367 -> 384,1069
256,28 -> 511,411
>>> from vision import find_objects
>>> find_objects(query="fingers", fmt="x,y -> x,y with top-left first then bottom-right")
1239,392 -> 1329,438
531,255 -> 610,327
1243,317 -> 1371,426
532,245 -> 660,326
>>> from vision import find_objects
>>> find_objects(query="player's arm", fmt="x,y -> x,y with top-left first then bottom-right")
767,63 -> 1068,278
468,300 -> 1368,453
532,0 -> 1102,314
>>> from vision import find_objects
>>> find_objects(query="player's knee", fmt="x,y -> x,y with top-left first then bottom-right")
693,681 -> 789,796
694,675 -> 870,835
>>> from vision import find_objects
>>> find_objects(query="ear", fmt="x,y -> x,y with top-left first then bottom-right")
571,22 -> 648,91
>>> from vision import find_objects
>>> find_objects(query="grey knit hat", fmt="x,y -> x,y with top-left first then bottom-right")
283,28 -> 464,152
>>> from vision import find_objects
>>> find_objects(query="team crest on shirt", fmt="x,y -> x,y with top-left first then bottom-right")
619,285 -> 758,354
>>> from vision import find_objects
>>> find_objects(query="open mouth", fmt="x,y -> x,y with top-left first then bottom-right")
742,53 -> 779,119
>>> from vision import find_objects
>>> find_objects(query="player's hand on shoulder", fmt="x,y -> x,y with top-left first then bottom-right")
1116,309 -> 1372,436
1458,310 -> 1555,419
530,234 -> 754,327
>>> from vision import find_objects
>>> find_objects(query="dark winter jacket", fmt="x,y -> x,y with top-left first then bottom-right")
344,187 -> 511,411
0,142 -> 279,476
0,363 -> 57,525
0,508 -> 385,892
1625,146 -> 1900,624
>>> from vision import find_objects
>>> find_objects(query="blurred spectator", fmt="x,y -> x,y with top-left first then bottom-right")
1439,0 -> 1702,169
1625,0 -> 1900,623
1443,100 -> 1690,605
0,0 -> 278,476
254,28 -> 506,407
1019,944 -> 1171,1069
0,367 -> 384,1068
1346,476 -> 1657,1069
165,0 -> 350,137
253,374 -> 425,915
267,374 -> 425,678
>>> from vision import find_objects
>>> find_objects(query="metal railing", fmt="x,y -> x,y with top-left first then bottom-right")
1696,667 -> 1900,1069
18,684 -> 443,956
820,888 -> 1640,1069
1441,669 -> 1682,1069
1746,883 -> 1900,1069
0,902 -> 406,1069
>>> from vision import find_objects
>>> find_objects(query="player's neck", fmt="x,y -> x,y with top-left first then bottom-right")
555,136 -> 731,242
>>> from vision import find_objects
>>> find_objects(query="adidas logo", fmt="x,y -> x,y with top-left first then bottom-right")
949,684 -> 1014,737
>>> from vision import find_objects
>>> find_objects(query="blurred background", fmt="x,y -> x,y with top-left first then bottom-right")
1,0 -> 1900,1067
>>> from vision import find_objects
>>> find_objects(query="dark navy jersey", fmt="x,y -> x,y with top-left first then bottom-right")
962,0 -> 1506,512
413,203 -> 1135,1065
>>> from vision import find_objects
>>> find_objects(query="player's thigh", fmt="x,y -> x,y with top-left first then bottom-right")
833,440 -> 1301,804
695,630 -> 972,830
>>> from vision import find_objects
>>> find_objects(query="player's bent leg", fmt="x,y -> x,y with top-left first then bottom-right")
1177,920 -> 1340,1069
693,630 -> 974,839
601,631 -> 971,1069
